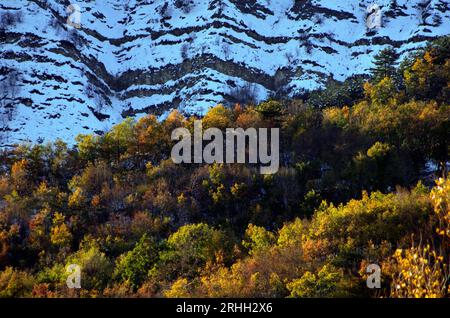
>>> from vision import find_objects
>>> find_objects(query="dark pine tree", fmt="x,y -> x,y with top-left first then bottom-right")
370,46 -> 399,83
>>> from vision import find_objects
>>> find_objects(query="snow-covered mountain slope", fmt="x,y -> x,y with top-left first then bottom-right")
1,0 -> 449,145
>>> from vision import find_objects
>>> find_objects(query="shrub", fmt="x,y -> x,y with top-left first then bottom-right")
114,235 -> 156,290
277,218 -> 306,248
0,267 -> 35,298
309,185 -> 433,261
235,108 -> 263,128
256,100 -> 283,118
431,177 -> 450,240
157,223 -> 227,279
388,245 -> 448,298
65,240 -> 113,291
242,224 -> 276,255
203,104 -> 232,129
287,264 -> 344,298
164,278 -> 191,298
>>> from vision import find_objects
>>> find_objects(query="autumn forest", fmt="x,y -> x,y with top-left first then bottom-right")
0,37 -> 449,298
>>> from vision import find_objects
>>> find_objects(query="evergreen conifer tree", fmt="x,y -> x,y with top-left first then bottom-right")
370,46 -> 399,83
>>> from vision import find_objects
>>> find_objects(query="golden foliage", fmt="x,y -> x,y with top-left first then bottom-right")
203,104 -> 232,129
164,278 -> 191,298
431,177 -> 450,240
50,213 -> 72,247
389,245 -> 448,298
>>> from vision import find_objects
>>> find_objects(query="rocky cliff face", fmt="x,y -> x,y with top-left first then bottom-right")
1,0 -> 449,145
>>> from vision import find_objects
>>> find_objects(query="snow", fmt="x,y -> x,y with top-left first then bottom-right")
0,0 -> 449,145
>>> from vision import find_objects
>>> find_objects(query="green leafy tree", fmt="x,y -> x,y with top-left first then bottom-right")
0,267 -> 35,298
114,235 -> 156,290
256,100 -> 283,118
75,134 -> 101,163
66,239 -> 112,291
157,223 -> 227,279
105,117 -> 136,164
287,264 -> 344,298
364,77 -> 397,105
242,224 -> 276,255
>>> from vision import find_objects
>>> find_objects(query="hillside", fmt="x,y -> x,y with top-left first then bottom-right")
1,0 -> 449,145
